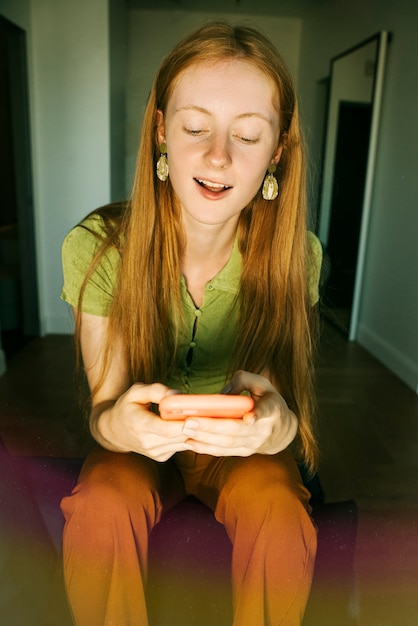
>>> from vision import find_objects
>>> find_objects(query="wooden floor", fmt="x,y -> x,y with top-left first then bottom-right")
316,322 -> 418,626
0,320 -> 417,625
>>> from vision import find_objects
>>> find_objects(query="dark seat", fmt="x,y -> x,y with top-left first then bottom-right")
1,448 -> 358,625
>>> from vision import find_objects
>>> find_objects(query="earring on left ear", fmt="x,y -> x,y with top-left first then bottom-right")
262,164 -> 279,200
156,143 -> 169,181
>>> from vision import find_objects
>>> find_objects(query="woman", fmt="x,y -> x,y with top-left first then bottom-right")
61,21 -> 322,626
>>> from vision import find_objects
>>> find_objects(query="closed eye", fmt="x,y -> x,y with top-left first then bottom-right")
238,137 -> 259,144
184,128 -> 207,136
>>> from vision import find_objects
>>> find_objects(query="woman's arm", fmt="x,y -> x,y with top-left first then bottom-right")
76,309 -> 191,461
77,309 -> 130,449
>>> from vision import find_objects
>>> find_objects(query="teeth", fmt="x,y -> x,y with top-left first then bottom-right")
196,178 -> 229,190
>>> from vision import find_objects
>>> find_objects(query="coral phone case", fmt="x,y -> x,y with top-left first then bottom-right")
159,394 -> 254,420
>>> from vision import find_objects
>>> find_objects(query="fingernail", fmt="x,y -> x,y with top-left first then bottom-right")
220,383 -> 232,395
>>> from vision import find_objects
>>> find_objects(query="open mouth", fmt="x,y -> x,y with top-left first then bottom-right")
194,178 -> 232,193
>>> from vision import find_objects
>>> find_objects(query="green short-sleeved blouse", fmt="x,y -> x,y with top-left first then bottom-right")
61,214 -> 322,394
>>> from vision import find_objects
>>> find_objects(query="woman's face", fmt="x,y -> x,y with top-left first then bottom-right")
157,58 -> 283,229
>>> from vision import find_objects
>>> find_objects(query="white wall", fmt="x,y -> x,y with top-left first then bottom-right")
125,9 -> 302,185
31,0 -> 113,334
1,0 -> 417,392
0,0 -> 114,336
299,0 -> 418,392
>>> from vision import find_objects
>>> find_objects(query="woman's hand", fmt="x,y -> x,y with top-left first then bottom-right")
181,370 -> 298,457
92,383 -> 193,462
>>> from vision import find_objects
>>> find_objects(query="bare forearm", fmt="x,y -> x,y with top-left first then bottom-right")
89,400 -> 129,452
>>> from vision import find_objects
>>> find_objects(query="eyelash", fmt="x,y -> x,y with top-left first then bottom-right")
185,128 -> 205,136
237,136 -> 258,145
184,128 -> 259,144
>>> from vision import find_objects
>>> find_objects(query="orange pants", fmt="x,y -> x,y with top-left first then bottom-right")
61,448 -> 317,625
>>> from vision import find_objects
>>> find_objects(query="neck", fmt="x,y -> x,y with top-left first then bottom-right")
185,225 -> 236,261
180,217 -> 238,307
182,208 -> 238,258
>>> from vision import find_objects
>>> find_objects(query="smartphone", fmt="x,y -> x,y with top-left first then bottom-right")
159,394 -> 254,420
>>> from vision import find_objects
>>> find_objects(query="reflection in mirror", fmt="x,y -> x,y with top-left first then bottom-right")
318,32 -> 390,339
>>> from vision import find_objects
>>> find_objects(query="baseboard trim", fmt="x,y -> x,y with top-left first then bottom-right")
357,323 -> 418,393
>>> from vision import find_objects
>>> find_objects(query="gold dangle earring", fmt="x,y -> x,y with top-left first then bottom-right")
262,164 -> 279,200
156,143 -> 169,181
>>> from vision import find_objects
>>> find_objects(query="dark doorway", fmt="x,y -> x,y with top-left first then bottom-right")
322,101 -> 372,334
0,15 -> 39,360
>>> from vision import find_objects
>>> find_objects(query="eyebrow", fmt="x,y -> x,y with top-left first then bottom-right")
175,105 -> 273,124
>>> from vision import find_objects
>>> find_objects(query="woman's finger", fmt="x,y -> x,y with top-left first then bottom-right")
228,370 -> 276,397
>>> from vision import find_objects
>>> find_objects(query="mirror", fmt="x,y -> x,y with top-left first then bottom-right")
318,32 -> 390,340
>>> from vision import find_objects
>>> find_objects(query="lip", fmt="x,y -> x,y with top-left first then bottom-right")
193,177 -> 233,198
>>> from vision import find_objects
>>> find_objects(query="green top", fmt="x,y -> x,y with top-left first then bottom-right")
61,214 -> 322,394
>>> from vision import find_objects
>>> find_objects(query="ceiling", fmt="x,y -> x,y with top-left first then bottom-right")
127,0 -> 313,18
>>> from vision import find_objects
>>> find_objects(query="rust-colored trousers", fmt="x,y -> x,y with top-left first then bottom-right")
61,448 -> 317,626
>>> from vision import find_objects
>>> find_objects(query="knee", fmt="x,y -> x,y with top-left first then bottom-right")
61,451 -> 162,527
217,452 -> 313,532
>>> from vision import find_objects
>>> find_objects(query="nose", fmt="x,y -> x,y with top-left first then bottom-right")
205,132 -> 232,169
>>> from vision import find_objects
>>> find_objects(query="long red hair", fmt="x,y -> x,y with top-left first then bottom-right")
76,22 -> 319,473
